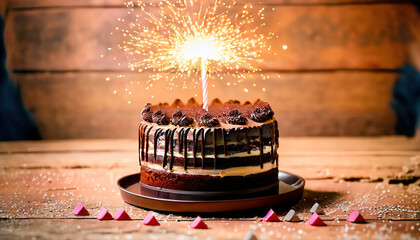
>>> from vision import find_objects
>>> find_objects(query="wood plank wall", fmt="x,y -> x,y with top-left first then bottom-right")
2,0 -> 420,139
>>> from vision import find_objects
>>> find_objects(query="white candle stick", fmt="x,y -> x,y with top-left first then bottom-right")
201,58 -> 209,111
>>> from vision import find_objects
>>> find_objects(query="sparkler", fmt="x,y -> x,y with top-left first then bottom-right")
119,0 -> 272,110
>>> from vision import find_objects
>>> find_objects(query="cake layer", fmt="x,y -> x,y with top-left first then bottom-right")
140,165 -> 279,191
142,161 -> 277,177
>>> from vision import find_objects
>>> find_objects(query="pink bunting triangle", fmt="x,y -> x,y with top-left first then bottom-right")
97,207 -> 113,220
307,213 -> 326,226
114,208 -> 131,220
262,209 -> 280,222
142,213 -> 160,226
347,210 -> 366,223
73,203 -> 89,216
189,216 -> 208,229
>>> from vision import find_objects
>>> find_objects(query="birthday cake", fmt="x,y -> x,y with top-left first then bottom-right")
138,98 -> 279,200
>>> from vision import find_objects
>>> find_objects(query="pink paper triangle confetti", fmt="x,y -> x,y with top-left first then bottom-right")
97,207 -> 113,220
347,210 -> 366,223
189,216 -> 208,229
73,203 -> 89,216
142,213 -> 160,226
262,209 -> 280,222
114,208 -> 131,220
307,213 -> 326,226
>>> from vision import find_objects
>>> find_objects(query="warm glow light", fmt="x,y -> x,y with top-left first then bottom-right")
118,0 -> 273,86
180,38 -> 218,61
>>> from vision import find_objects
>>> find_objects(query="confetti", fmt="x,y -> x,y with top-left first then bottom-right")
189,216 -> 208,229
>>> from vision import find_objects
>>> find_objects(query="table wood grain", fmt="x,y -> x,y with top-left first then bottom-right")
0,136 -> 419,239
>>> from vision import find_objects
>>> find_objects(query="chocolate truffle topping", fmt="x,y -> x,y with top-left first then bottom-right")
200,113 -> 220,127
141,103 -> 153,122
141,98 -> 275,126
171,109 -> 194,126
152,109 -> 170,125
251,103 -> 274,122
226,110 -> 247,125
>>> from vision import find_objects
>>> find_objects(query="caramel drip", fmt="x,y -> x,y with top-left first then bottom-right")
145,126 -> 153,162
154,129 -> 163,163
178,128 -> 184,154
258,126 -> 263,169
183,128 -> 190,170
245,129 -> 251,154
213,128 -> 218,169
222,128 -> 227,156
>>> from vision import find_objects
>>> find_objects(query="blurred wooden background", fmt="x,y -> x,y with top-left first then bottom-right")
1,0 -> 419,139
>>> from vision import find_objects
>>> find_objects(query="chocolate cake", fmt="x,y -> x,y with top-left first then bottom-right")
138,98 -> 279,200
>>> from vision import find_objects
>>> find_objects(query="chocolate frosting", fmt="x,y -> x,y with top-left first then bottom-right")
187,98 -> 199,106
226,99 -> 241,105
210,98 -> 223,106
171,99 -> 185,107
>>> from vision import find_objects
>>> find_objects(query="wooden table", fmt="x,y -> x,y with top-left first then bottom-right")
1,137 -> 419,239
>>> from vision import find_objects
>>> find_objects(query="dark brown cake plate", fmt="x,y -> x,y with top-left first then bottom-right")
118,171 -> 305,213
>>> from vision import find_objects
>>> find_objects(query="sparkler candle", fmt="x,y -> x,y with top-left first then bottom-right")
119,0 -> 273,109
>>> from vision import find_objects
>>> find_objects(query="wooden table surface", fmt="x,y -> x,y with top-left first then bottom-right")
0,136 -> 419,239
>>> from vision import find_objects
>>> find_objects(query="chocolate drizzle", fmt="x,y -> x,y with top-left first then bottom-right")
269,123 -> 275,164
141,125 -> 147,161
145,126 -> 153,162
154,129 -> 163,163
139,120 -> 279,171
222,129 -> 227,156
258,126 -> 263,169
169,129 -> 175,169
178,128 -> 184,154
273,120 -> 279,167
201,129 -> 207,168
183,128 -> 190,170
213,128 -> 218,169
138,124 -> 143,164
245,129 -> 251,154
195,128 -> 204,168
192,129 -> 197,167
162,129 -> 171,168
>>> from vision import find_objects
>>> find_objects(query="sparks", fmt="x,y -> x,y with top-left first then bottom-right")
118,0 -> 273,107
